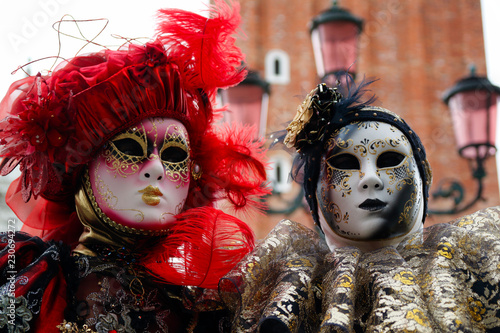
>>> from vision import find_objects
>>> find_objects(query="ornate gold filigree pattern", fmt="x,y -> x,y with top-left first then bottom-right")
92,161 -> 118,209
226,207 -> 500,332
104,124 -> 147,178
325,164 -> 352,198
81,170 -> 168,236
398,190 -> 417,225
57,321 -> 96,333
320,182 -> 349,225
161,124 -> 190,186
385,158 -> 414,194
324,126 -> 351,150
92,161 -> 145,222
159,199 -> 185,222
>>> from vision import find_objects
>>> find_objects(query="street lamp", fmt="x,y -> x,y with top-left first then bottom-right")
218,70 -> 307,215
429,66 -> 500,215
218,70 -> 270,138
309,0 -> 364,85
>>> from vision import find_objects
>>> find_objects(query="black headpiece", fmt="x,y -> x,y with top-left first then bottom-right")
284,79 -> 432,229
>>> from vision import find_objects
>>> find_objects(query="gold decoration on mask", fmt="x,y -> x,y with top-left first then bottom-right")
399,190 -> 418,225
385,158 -> 412,193
324,162 -> 353,198
325,126 -> 351,150
92,161 -> 118,209
386,132 -> 408,148
163,158 -> 190,186
148,117 -> 161,148
104,124 -> 147,178
320,179 -> 349,224
103,149 -> 140,177
92,160 -> 145,222
77,169 -> 170,238
161,124 -> 190,186
367,139 -> 386,155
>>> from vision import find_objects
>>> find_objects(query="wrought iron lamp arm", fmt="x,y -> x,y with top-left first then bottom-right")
265,188 -> 305,215
428,147 -> 488,215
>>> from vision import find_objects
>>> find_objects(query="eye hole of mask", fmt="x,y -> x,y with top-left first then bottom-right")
111,138 -> 145,157
377,151 -> 405,168
161,146 -> 188,163
328,153 -> 360,170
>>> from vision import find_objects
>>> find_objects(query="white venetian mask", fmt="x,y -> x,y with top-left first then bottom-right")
317,121 -> 424,252
87,117 -> 191,231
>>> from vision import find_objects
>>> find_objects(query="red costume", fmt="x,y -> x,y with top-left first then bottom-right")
0,1 -> 268,332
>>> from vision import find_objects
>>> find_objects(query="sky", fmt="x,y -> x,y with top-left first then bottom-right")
0,0 -> 209,95
481,0 -> 500,190
482,0 -> 500,87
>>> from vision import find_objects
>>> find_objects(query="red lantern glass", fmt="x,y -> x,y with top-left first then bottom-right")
219,83 -> 269,138
311,20 -> 360,79
309,4 -> 363,85
444,75 -> 500,160
448,90 -> 498,159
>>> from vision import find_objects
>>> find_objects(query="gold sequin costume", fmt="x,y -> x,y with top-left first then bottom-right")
221,206 -> 500,332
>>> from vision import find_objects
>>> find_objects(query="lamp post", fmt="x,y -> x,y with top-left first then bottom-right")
218,70 -> 270,138
218,70 -> 307,215
309,0 -> 364,86
429,67 -> 500,215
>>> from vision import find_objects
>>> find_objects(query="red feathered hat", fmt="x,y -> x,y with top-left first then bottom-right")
0,1 -> 268,244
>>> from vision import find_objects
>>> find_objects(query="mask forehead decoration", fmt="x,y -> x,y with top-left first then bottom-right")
283,80 -> 432,250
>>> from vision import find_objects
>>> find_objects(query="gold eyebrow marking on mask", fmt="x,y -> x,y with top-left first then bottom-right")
324,126 -> 351,150
353,142 -> 368,157
105,123 -> 147,178
160,124 -> 191,187
368,139 -> 386,155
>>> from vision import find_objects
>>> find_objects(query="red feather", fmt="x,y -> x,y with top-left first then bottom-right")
155,0 -> 246,100
194,123 -> 270,213
142,207 -> 255,289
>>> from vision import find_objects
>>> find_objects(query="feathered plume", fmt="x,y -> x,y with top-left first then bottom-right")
194,123 -> 270,213
143,207 -> 255,289
155,0 -> 246,100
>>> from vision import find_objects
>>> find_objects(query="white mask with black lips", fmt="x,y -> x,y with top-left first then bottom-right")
316,121 -> 424,252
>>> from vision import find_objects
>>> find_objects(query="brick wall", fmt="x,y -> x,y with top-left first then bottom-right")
236,0 -> 500,240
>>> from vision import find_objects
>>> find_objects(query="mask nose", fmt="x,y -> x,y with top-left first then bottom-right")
140,154 -> 164,181
358,166 -> 384,191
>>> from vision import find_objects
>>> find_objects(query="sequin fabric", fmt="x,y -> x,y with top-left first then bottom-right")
0,234 -> 230,333
221,206 -> 500,332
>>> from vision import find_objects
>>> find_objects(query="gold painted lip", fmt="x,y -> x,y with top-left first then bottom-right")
139,185 -> 163,196
138,186 -> 163,206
